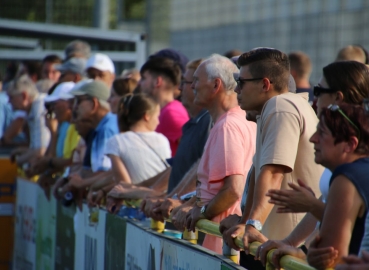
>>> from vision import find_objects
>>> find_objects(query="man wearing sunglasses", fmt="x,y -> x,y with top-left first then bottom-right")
221,48 -> 324,269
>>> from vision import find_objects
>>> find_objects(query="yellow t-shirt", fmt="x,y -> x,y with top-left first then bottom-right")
63,124 -> 80,159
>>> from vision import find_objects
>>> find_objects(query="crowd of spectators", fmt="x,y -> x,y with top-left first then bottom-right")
2,40 -> 369,270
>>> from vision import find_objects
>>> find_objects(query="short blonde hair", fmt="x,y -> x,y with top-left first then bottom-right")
335,45 -> 366,63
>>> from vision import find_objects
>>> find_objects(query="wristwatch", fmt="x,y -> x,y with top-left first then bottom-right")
246,219 -> 263,231
200,205 -> 208,219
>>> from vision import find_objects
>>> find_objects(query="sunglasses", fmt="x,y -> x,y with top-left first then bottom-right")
235,77 -> 265,89
313,86 -> 337,97
328,104 -> 360,142
73,96 -> 93,107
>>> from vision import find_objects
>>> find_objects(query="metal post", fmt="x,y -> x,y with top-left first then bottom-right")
45,0 -> 53,49
222,242 -> 239,264
183,229 -> 198,244
93,0 -> 109,29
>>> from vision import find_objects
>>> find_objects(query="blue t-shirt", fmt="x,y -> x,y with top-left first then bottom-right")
83,113 -> 119,172
330,157 -> 369,255
0,100 -> 12,139
56,121 -> 70,158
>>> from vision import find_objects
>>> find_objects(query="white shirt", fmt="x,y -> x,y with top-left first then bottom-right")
319,168 -> 332,202
104,131 -> 171,184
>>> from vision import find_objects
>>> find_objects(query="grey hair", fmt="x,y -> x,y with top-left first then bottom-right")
203,54 -> 239,91
7,75 -> 38,99
36,79 -> 55,94
65,40 -> 91,60
99,99 -> 111,111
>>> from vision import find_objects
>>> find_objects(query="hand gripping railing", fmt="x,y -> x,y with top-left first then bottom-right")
148,216 -> 315,270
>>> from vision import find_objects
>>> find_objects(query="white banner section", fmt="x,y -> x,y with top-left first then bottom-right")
13,178 -> 38,270
125,223 -> 222,270
74,204 -> 106,270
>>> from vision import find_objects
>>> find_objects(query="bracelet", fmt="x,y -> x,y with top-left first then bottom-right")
299,244 -> 308,255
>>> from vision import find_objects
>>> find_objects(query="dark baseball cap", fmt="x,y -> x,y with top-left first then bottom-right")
150,48 -> 189,73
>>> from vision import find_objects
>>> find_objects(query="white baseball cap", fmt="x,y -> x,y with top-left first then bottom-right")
44,82 -> 75,103
86,53 -> 115,73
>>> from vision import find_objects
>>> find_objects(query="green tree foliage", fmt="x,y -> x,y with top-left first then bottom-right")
0,0 -> 145,28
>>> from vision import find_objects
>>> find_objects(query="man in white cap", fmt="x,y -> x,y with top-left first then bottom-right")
28,82 -> 80,177
85,53 -> 116,88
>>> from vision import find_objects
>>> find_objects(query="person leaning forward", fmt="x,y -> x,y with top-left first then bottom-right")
221,48 -> 323,268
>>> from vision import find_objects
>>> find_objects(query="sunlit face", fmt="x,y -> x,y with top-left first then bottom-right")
72,95 -> 94,121
75,118 -> 94,138
316,76 -> 338,117
50,99 -> 71,122
86,68 -> 115,88
42,62 -> 61,82
238,65 -> 265,112
107,89 -> 121,114
7,92 -> 25,111
309,118 -> 344,168
180,69 -> 195,111
191,64 -> 214,108
139,71 -> 156,97
147,104 -> 161,131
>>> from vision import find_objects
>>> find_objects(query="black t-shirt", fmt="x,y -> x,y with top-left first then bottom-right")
330,157 -> 369,254
82,129 -> 97,169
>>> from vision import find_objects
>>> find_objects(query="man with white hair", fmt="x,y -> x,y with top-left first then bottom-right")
85,53 -> 116,88
180,54 -> 257,254
7,75 -> 50,165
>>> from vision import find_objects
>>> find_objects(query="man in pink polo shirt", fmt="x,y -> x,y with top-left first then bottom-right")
183,54 -> 257,254
139,57 -> 189,156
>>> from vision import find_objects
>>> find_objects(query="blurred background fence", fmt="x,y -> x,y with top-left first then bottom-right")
1,0 -> 369,82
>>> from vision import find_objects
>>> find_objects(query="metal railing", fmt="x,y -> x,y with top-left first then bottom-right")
124,199 -> 316,270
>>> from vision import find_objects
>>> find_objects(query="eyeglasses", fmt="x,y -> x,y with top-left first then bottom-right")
327,104 -> 360,142
73,96 -> 93,107
236,77 -> 271,89
313,86 -> 337,97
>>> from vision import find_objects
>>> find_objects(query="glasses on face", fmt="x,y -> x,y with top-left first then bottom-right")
313,86 -> 337,97
235,77 -> 269,89
327,104 -> 360,142
73,96 -> 93,107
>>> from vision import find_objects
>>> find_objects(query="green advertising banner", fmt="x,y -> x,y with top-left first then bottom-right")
104,213 -> 126,270
54,202 -> 76,270
35,190 -> 57,270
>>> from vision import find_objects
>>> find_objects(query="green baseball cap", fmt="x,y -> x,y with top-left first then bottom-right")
70,80 -> 110,101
